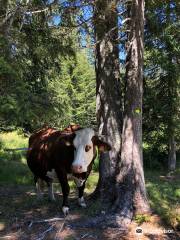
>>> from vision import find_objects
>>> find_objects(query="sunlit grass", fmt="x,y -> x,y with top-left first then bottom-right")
0,130 -> 30,185
0,130 -> 28,150
145,170 -> 180,229
85,172 -> 99,193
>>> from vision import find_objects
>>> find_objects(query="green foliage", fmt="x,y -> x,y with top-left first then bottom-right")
46,51 -> 96,128
134,214 -> 151,225
0,1 -> 96,131
0,57 -> 16,77
0,1 -> 72,130
143,0 -> 180,169
70,51 -> 96,126
0,0 -> 96,132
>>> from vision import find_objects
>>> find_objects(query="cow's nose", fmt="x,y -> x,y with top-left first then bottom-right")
72,165 -> 83,173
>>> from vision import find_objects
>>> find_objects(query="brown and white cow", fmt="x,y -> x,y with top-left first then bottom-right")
27,125 -> 111,215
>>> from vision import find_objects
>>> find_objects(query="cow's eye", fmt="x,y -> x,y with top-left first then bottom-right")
85,145 -> 91,152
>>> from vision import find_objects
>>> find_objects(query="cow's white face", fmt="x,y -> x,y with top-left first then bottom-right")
72,128 -> 95,173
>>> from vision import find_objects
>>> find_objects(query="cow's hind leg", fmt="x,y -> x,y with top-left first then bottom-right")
46,179 -> 55,201
78,182 -> 87,208
34,176 -> 44,200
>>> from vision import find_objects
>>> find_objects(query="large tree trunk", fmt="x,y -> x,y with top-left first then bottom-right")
93,0 -> 122,202
92,0 -> 150,226
115,0 -> 150,218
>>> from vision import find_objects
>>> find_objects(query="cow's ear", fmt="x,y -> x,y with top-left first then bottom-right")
92,136 -> 111,152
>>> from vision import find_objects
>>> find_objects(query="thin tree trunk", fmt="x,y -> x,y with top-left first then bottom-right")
168,134 -> 176,171
115,0 -> 150,217
93,0 -> 122,202
166,2 -> 177,172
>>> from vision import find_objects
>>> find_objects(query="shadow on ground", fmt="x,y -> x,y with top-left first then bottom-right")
0,186 -> 179,240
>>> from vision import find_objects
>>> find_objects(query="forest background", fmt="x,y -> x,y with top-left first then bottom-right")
0,0 -> 179,232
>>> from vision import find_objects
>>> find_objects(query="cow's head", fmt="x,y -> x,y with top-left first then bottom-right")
71,128 -> 111,174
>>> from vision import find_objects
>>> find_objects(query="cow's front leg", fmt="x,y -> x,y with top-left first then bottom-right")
78,182 -> 87,208
56,171 -> 70,215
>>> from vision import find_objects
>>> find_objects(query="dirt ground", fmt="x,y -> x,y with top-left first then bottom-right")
0,186 -> 179,240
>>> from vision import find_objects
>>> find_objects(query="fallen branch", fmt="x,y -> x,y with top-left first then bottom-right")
28,216 -> 67,240
26,8 -> 49,14
81,233 -> 93,239
54,217 -> 66,240
35,223 -> 55,240
28,217 -> 64,228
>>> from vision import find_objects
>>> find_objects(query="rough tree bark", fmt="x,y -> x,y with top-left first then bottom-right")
93,0 -> 150,221
115,0 -> 150,219
69,0 -> 151,229
93,0 -> 122,202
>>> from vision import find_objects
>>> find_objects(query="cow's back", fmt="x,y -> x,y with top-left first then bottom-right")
28,127 -> 57,147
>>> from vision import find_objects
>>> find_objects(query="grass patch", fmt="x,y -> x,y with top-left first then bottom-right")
134,214 -> 151,225
145,169 -> 180,229
85,172 -> 99,193
0,130 -> 31,185
0,160 -> 33,185
0,130 -> 28,150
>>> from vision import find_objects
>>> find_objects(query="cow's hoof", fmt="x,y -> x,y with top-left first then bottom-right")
62,206 -> 69,216
78,197 -> 87,208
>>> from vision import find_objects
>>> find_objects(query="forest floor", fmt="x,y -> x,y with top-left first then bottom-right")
0,131 -> 179,239
0,185 -> 179,240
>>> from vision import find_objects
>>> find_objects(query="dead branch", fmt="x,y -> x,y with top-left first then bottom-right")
35,223 -> 55,240
117,10 -> 127,16
28,217 -> 64,228
122,17 -> 131,25
54,218 -> 66,240
80,233 -> 94,239
26,8 -> 49,14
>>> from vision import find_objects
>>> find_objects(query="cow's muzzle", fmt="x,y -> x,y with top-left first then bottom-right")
71,164 -> 83,173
